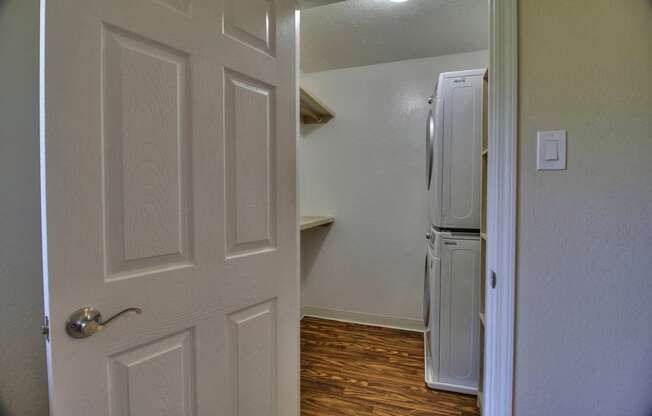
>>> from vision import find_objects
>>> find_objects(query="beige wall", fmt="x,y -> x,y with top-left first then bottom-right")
0,0 -> 49,414
516,1 -> 652,414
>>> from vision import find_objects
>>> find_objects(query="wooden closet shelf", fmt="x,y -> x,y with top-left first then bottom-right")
300,87 -> 335,125
300,215 -> 335,231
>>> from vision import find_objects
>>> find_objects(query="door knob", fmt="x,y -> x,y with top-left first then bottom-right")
65,306 -> 142,339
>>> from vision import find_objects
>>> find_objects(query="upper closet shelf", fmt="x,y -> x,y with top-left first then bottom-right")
300,87 -> 335,124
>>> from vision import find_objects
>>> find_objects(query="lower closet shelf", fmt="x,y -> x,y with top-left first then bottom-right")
300,216 -> 335,231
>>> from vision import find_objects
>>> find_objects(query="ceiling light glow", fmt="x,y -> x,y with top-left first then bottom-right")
390,0 -> 409,3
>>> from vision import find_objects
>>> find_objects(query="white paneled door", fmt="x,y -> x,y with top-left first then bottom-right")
39,1 -> 298,415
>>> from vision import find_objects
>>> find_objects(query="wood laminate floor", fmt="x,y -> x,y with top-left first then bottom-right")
301,317 -> 480,416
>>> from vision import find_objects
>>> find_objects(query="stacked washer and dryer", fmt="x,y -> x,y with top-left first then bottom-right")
424,69 -> 486,395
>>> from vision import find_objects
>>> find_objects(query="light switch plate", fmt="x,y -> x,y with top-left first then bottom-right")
537,130 -> 566,170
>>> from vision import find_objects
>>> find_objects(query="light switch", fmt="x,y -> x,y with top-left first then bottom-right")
537,130 -> 566,170
543,139 -> 558,161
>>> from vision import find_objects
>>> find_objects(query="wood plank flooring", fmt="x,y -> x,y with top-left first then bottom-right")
301,317 -> 480,416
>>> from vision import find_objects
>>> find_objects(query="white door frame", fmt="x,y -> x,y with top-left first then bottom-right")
295,0 -> 518,415
484,0 -> 517,415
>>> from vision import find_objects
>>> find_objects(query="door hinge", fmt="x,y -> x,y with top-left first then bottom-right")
41,316 -> 50,342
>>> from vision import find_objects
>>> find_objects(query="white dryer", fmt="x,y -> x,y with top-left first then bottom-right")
427,69 -> 485,231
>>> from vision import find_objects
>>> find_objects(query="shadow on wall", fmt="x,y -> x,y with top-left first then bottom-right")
300,226 -> 331,286
300,123 -> 321,138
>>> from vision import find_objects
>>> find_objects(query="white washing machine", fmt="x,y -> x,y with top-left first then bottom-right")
424,228 -> 480,395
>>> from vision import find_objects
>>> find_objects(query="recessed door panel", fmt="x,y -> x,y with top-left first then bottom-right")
441,76 -> 482,229
449,86 -> 474,218
423,254 -> 430,328
439,238 -> 480,389
429,96 -> 444,228
427,247 -> 441,376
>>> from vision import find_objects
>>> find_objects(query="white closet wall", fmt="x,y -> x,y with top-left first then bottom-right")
300,50 -> 489,327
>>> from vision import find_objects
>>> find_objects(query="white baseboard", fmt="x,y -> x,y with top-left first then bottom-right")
301,306 -> 425,332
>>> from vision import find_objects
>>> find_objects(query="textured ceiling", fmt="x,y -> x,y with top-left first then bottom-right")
301,0 -> 488,73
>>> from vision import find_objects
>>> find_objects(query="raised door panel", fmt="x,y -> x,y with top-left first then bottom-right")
223,0 -> 276,55
439,238 -> 479,389
102,25 -> 193,280
224,70 -> 276,257
228,300 -> 277,416
441,77 -> 481,229
108,329 -> 195,416
154,0 -> 192,15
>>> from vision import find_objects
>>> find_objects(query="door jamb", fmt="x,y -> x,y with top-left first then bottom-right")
484,0 -> 518,415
